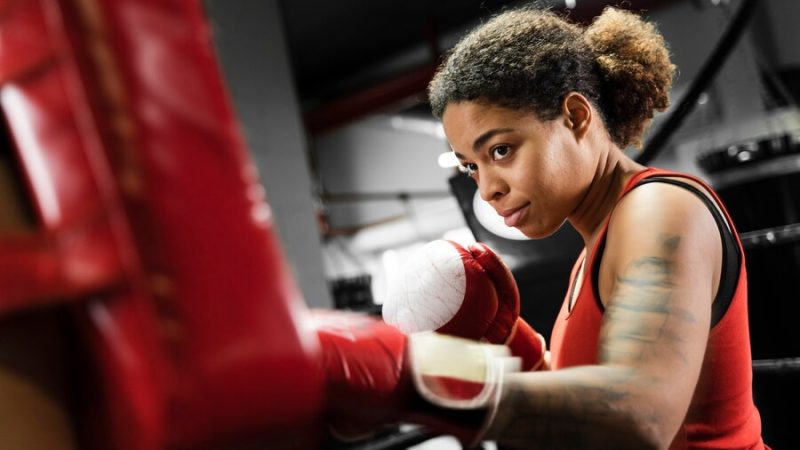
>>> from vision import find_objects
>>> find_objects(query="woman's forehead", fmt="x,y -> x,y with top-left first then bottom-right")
443,102 -> 548,143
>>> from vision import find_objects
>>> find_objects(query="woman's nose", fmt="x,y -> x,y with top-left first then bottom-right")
477,171 -> 506,203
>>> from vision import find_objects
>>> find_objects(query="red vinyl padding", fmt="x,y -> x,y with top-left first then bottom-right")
0,0 -> 326,448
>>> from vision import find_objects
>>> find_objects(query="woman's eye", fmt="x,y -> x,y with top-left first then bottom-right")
458,163 -> 478,177
491,145 -> 511,161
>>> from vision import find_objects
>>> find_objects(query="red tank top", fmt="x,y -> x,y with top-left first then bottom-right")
549,168 -> 766,449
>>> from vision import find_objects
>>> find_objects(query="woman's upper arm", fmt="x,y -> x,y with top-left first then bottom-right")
597,182 -> 721,438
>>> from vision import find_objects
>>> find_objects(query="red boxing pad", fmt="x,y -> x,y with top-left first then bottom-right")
0,0 -> 53,85
0,0 -> 127,315
0,0 -> 326,449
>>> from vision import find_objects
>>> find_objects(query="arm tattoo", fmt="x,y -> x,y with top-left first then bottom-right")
490,234 -> 698,449
599,234 -> 696,366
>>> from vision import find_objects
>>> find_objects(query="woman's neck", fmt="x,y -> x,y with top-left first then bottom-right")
569,145 -> 645,246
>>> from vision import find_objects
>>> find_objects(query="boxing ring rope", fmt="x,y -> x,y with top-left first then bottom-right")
740,223 -> 800,375
739,223 -> 800,249
340,428 -> 439,450
752,358 -> 800,374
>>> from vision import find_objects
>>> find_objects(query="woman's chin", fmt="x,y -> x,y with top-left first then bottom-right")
518,219 -> 566,239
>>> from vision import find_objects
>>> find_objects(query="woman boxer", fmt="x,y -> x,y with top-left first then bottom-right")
427,7 -> 767,449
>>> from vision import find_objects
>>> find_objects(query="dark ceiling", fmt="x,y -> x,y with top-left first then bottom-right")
280,0 -> 525,103
278,0 -> 674,134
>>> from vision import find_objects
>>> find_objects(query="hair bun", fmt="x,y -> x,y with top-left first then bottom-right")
584,7 -> 675,148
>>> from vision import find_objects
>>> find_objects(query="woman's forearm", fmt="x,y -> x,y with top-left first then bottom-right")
487,366 -> 668,450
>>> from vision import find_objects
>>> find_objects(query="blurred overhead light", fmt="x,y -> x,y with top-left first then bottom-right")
442,226 -> 477,247
565,0 -> 576,9
438,151 -> 460,168
389,116 -> 446,139
472,191 -> 529,241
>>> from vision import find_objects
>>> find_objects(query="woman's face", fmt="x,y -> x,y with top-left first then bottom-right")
442,101 -> 592,238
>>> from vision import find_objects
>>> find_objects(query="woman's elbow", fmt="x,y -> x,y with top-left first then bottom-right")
625,407 -> 683,450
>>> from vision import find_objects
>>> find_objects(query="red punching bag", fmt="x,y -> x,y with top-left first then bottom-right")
0,0 -> 326,448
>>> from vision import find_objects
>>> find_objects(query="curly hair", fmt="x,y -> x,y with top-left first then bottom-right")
428,7 -> 675,149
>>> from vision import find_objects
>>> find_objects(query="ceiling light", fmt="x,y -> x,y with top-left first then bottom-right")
438,151 -> 460,168
472,191 -> 529,241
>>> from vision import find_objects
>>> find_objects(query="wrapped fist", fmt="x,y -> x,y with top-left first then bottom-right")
383,240 -> 546,371
313,310 -> 520,447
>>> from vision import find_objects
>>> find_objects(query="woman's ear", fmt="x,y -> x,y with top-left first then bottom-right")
561,92 -> 592,140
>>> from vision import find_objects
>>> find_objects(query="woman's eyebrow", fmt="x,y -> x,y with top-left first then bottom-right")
472,128 -> 514,152
452,127 -> 515,160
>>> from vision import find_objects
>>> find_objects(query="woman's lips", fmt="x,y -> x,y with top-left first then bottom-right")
501,204 -> 530,227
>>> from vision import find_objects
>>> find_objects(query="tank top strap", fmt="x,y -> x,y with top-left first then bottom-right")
583,167 -> 661,275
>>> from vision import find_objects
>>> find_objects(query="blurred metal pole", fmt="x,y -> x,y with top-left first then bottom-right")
204,0 -> 332,307
637,0 -> 761,165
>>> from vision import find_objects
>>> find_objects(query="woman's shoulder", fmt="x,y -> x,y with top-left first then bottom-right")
596,174 -> 725,301
583,168 -> 715,268
621,171 -> 728,232
609,175 -> 723,246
